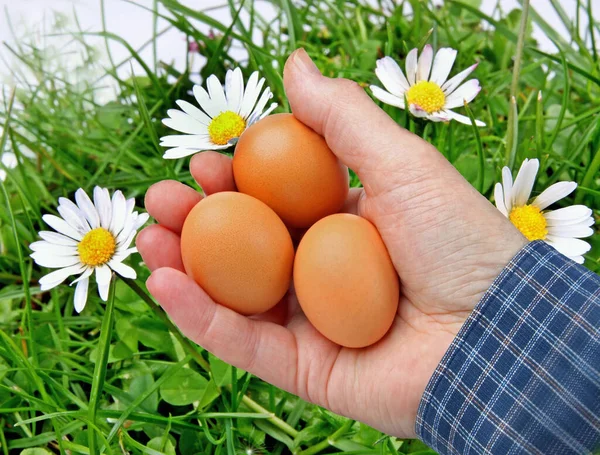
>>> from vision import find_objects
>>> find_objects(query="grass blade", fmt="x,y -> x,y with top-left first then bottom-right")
463,102 -> 485,193
131,67 -> 162,157
505,96 -> 519,168
544,46 -> 570,157
575,144 -> 600,204
0,90 -> 37,367
535,91 -> 544,160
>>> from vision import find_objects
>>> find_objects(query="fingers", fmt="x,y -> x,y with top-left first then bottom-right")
137,224 -> 184,272
147,267 -> 298,391
145,180 -> 202,234
190,152 -> 236,195
283,49 -> 444,196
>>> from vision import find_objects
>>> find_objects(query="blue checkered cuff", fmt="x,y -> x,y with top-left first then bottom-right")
416,240 -> 600,455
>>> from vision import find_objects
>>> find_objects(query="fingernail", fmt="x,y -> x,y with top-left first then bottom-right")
292,48 -> 321,76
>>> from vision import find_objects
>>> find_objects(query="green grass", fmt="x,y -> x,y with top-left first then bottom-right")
0,0 -> 599,453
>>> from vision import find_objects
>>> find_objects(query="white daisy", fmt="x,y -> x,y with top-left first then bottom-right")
494,158 -> 595,264
160,67 -> 278,159
30,186 -> 149,312
0,152 -> 18,181
370,44 -> 485,126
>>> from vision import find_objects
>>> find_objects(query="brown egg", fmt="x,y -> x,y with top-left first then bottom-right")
294,214 -> 399,348
180,192 -> 294,315
233,113 -> 349,229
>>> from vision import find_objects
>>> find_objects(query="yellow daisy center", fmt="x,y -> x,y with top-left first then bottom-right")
406,81 -> 446,114
208,111 -> 246,145
78,228 -> 116,266
509,205 -> 548,241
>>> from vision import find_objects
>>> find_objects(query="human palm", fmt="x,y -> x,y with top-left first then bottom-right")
137,50 -> 526,438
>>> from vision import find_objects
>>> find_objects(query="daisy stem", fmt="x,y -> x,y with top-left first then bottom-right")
122,277 -> 300,438
88,276 -> 117,455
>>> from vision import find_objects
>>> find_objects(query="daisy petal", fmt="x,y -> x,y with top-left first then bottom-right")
571,256 -> 585,264
206,74 -> 228,114
370,86 -> 405,109
512,159 -> 539,207
39,264 -> 86,291
70,267 -> 93,285
444,80 -> 482,109
442,109 -> 486,126
257,103 -> 278,122
31,251 -> 80,268
416,44 -> 433,82
109,190 -> 127,236
405,48 -> 418,85
162,145 -> 229,159
94,187 -> 112,230
30,240 -> 78,257
545,207 -> 593,226
38,231 -> 79,246
193,85 -> 221,118
95,265 -> 112,301
426,112 -> 451,122
502,167 -> 514,213
376,56 -> 409,95
545,236 -> 592,257
408,103 -> 430,119
163,110 -> 208,135
42,214 -> 83,241
126,198 -> 135,216
116,214 -> 138,245
547,224 -> 594,238
133,212 -> 150,230
57,199 -> 90,236
162,147 -> 197,159
226,68 -> 244,113
74,276 -> 89,313
75,189 -> 100,229
532,181 -> 578,210
160,134 -> 213,148
430,48 -> 457,85
239,72 -> 261,118
117,230 -> 137,252
249,88 -> 274,123
494,182 -> 508,216
109,260 -> 137,279
175,100 -> 211,125
442,63 -> 478,95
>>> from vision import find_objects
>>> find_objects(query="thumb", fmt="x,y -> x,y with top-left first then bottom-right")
283,49 -> 444,196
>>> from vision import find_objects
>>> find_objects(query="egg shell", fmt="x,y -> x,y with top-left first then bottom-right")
294,213 -> 399,348
233,113 -> 349,229
180,191 -> 294,315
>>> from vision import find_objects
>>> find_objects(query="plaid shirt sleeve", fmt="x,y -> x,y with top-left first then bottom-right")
416,240 -> 600,455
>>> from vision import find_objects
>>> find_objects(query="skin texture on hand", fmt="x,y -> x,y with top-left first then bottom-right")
137,49 -> 527,438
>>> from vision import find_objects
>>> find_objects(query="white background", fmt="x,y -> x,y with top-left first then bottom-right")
0,0 -> 596,91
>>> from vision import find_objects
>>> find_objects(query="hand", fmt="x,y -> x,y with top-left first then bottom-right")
137,49 -> 527,438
